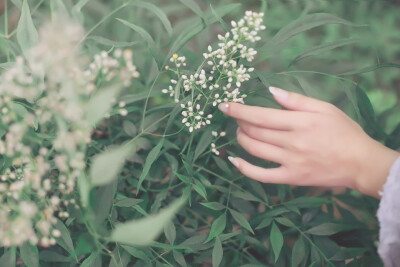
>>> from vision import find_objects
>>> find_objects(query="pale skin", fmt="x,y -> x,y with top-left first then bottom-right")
219,86 -> 400,199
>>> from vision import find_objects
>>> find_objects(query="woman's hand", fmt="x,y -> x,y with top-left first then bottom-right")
219,87 -> 400,198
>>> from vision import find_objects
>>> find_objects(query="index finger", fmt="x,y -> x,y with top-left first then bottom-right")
218,102 -> 302,130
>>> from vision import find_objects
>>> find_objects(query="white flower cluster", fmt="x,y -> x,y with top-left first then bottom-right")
180,101 -> 213,132
162,11 -> 265,133
211,131 -> 227,156
85,49 -> 140,87
0,19 -> 140,247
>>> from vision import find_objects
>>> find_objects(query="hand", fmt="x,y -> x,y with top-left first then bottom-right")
219,87 -> 400,199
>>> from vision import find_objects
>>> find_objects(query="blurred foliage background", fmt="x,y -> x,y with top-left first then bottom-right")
0,0 -> 399,266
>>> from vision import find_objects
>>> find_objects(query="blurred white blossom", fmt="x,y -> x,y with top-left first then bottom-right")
0,17 -> 140,247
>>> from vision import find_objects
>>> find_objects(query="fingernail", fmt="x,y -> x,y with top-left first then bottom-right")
269,86 -> 288,99
218,103 -> 229,113
228,156 -> 240,168
236,127 -> 240,135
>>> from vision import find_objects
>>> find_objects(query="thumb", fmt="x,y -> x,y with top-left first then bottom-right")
269,86 -> 332,113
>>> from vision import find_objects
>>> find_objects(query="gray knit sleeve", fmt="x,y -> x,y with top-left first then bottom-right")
377,156 -> 400,267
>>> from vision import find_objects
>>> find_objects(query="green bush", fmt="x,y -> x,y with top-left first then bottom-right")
0,0 -> 399,266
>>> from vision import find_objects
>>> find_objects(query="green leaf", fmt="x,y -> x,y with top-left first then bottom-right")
123,120 -> 137,137
194,127 -> 213,161
175,172 -> 190,183
117,18 -> 161,68
129,1 -> 173,39
114,198 -> 143,207
50,0 -> 69,19
80,252 -> 102,267
200,202 -> 225,211
386,122 -> 400,150
38,251 -> 71,262
94,180 -> 118,223
355,86 -> 387,139
268,13 -> 361,48
213,156 -> 232,175
0,247 -> 16,267
90,143 -> 134,187
305,223 -> 354,236
122,246 -> 150,261
284,197 -> 331,208
212,237 -> 223,267
205,213 -> 227,243
289,39 -> 359,66
168,3 -> 241,56
77,174 -> 90,208
17,0 -> 39,55
54,219 -> 78,261
86,86 -> 121,126
210,4 -> 229,32
20,243 -> 39,267
339,62 -> 400,76
256,217 -> 273,230
292,236 -> 306,267
11,0 -> 22,10
193,180 -> 207,200
229,209 -> 254,234
164,222 -> 176,245
87,36 -> 140,48
71,0 -> 90,23
179,0 -> 205,19
232,191 -> 260,202
270,222 -> 284,262
137,140 -> 164,193
173,250 -> 187,267
275,217 -> 295,228
260,0 -> 268,14
110,197 -> 186,246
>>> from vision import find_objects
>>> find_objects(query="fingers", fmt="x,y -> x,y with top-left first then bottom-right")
269,86 -> 337,113
218,102 -> 302,130
237,120 -> 289,148
237,128 -> 286,164
228,156 -> 290,184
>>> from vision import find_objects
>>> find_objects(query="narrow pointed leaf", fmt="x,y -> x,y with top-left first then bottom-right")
290,39 -> 359,66
292,236 -> 306,267
205,213 -> 226,243
20,243 -> 39,267
17,0 -> 39,55
130,2 -> 173,39
200,202 -> 225,211
137,140 -> 164,193
90,143 -> 134,187
229,209 -> 254,234
270,222 -> 284,262
212,237 -> 223,267
110,197 -> 186,246
117,18 -> 161,68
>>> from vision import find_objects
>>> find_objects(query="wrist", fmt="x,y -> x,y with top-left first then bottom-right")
355,139 -> 400,199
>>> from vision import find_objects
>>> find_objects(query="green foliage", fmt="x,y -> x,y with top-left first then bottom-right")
16,0 -> 38,55
110,197 -> 186,246
0,0 -> 399,266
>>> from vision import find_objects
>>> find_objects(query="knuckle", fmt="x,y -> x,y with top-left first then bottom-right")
291,139 -> 308,152
324,102 -> 338,113
244,125 -> 257,138
245,144 -> 258,157
303,116 -> 321,131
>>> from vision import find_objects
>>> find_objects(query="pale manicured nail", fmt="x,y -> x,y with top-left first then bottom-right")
228,156 -> 240,168
218,103 -> 229,113
269,86 -> 288,99
236,127 -> 240,135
